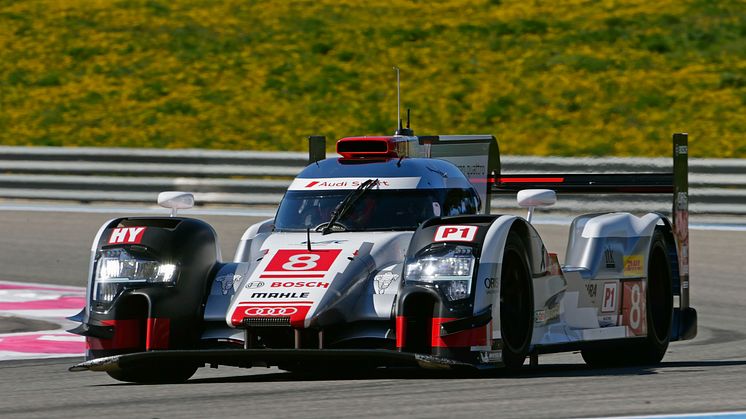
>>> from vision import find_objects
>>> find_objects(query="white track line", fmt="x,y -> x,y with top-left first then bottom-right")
592,410 -> 746,419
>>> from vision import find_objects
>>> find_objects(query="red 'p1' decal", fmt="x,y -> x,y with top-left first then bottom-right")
601,282 -> 617,313
434,225 -> 478,242
108,227 -> 146,244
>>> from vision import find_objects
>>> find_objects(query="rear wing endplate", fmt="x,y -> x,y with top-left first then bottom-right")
417,135 -> 500,214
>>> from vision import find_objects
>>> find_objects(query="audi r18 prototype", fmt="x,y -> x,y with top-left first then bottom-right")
69,130 -> 697,383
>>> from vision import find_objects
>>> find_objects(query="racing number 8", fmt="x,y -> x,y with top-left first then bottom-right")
282,254 -> 321,271
265,249 -> 343,272
629,283 -> 641,330
622,280 -> 646,336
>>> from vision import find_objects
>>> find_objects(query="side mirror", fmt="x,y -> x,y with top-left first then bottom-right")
158,191 -> 195,217
516,189 -> 556,223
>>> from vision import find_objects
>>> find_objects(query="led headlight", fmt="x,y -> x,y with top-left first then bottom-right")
93,248 -> 177,304
405,245 -> 475,302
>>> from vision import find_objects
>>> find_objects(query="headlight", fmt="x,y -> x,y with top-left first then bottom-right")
93,248 -> 177,304
404,245 -> 475,302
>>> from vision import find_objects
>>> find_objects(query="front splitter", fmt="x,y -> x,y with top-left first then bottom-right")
70,348 -> 476,372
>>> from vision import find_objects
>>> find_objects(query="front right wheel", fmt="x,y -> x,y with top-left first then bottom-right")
500,232 -> 534,370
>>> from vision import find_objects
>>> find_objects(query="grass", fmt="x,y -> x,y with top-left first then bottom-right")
0,0 -> 745,157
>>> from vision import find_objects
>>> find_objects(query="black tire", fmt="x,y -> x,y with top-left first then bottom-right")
636,228 -> 674,363
500,232 -> 534,370
107,364 -> 198,384
582,228 -> 673,367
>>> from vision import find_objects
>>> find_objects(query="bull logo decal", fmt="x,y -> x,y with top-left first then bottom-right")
374,271 -> 399,294
216,274 -> 242,295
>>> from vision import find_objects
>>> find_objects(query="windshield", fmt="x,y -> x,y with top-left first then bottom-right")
274,188 -> 480,232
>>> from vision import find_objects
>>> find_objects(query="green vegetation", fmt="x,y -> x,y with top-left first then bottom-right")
1,0 -> 745,156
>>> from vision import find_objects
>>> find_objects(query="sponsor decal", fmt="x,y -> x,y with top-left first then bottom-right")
216,274 -> 242,295
546,305 -> 560,323
677,145 -> 688,155
601,282 -> 618,313
534,304 -> 560,325
479,351 -> 502,363
546,252 -> 561,276
585,283 -> 597,299
270,281 -> 329,288
244,306 -> 298,316
604,247 -> 615,269
288,177 -> 421,190
250,292 -> 310,299
623,255 -> 644,277
598,314 -> 619,327
298,239 -> 348,246
434,225 -> 478,242
535,309 -> 546,323
622,280 -> 647,336
374,271 -> 399,294
484,277 -> 497,289
245,281 -> 265,289
108,227 -> 146,244
231,302 -> 313,327
677,192 -> 688,209
264,249 -> 341,273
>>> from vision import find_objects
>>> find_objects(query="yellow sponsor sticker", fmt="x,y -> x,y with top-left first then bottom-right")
623,255 -> 644,277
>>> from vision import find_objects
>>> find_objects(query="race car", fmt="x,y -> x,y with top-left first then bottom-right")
69,129 -> 697,383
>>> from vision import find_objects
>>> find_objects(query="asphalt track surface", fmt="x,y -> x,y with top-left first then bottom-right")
1,209 -> 745,418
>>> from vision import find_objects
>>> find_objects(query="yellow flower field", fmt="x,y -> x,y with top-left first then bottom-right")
0,0 -> 744,156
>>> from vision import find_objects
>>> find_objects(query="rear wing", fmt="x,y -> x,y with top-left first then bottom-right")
493,133 -> 690,310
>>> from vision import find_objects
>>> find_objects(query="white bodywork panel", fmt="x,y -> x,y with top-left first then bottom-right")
225,231 -> 413,328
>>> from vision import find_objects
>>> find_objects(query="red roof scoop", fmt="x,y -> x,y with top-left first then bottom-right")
336,136 -> 399,159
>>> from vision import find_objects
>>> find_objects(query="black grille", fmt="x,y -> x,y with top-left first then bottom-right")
242,316 -> 291,327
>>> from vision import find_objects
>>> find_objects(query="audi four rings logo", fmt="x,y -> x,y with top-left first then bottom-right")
243,307 -> 298,316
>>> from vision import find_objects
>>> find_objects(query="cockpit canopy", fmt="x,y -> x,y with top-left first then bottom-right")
274,158 -> 481,232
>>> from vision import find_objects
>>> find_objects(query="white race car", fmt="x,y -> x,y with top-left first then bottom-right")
69,130 -> 696,383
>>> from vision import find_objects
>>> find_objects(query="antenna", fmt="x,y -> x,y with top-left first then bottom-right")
393,66 -> 414,136
393,66 -> 401,131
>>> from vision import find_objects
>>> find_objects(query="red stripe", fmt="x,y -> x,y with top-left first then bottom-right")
499,177 -> 565,183
259,274 -> 326,278
430,317 -> 487,348
396,316 -> 406,349
86,319 -> 142,351
237,301 -> 314,306
146,317 -> 170,350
